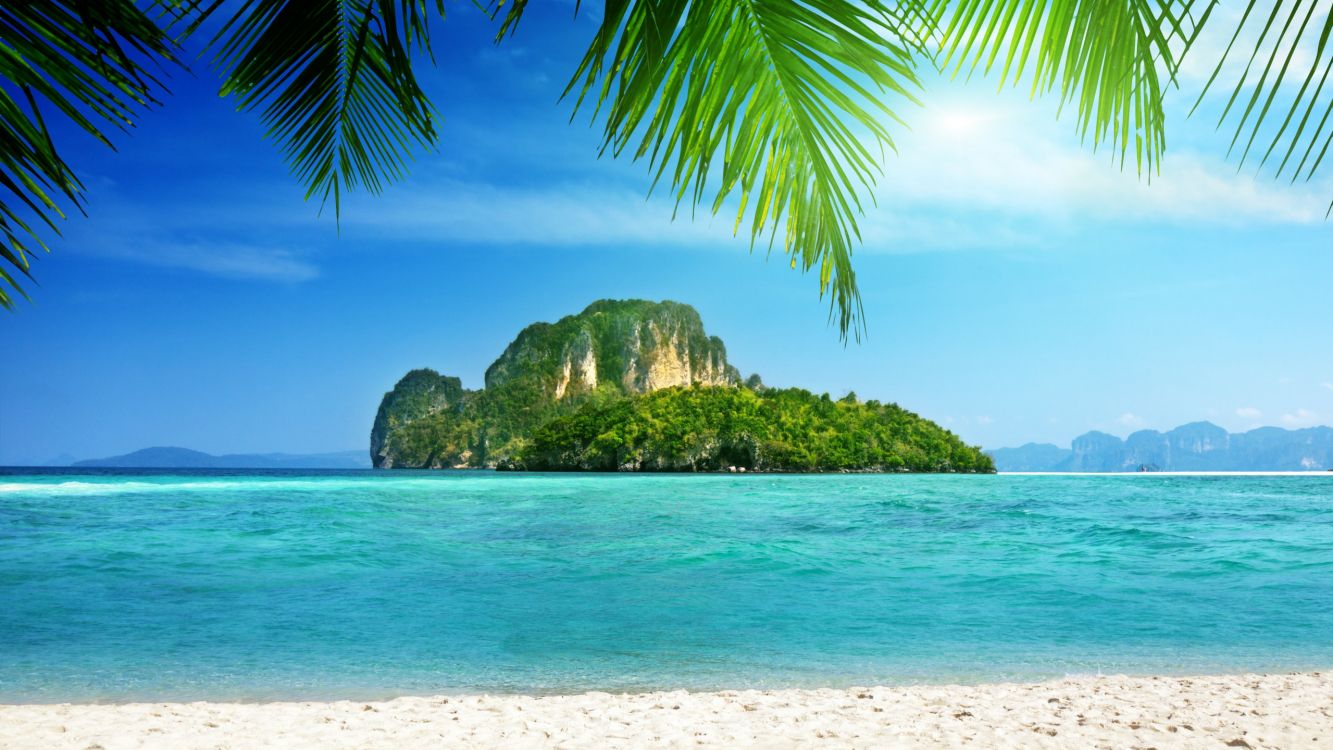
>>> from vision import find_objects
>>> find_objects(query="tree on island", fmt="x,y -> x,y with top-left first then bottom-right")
1,1 -> 1327,336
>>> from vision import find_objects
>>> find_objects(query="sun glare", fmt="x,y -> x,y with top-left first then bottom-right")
932,107 -> 993,139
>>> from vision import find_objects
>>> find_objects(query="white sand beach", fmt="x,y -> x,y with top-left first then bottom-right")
1,672 -> 1328,749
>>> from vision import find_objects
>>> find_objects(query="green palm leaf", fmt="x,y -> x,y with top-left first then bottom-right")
935,0 -> 1206,175
207,0 -> 441,213
503,0 -> 933,340
0,1 -> 176,309
1196,2 -> 1333,216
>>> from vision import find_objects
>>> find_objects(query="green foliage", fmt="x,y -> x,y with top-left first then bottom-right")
511,385 -> 995,473
207,0 -> 441,214
936,0 -> 1197,175
552,0 -> 934,340
0,2 -> 177,309
369,368 -> 469,467
1197,3 -> 1333,215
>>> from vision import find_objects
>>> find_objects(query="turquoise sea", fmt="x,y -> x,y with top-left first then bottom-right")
1,470 -> 1331,703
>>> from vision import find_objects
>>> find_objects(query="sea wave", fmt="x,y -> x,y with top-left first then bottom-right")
0,479 -> 419,496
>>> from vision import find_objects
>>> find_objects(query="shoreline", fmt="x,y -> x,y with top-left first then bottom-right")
2,672 -> 1328,749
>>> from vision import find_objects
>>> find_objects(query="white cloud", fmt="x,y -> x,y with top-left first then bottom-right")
1322,382 -> 1333,392
1117,412 -> 1146,428
148,243 -> 319,282
75,233 -> 318,283
976,415 -> 994,425
343,178 -> 741,249
866,99 -> 1330,249
1280,408 -> 1319,427
1235,407 -> 1262,419
59,188 -> 324,283
1175,2 -> 1333,91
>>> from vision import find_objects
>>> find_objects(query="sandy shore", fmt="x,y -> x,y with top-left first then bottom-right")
1,672 -> 1328,749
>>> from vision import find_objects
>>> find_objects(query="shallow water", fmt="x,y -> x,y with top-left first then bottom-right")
1,470 -> 1330,702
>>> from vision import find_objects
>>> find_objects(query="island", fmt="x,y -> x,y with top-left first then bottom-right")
371,299 -> 993,473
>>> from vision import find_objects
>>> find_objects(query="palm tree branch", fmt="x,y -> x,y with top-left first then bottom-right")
0,1 -> 176,309
1195,1 -> 1333,215
501,0 -> 932,340
938,0 -> 1191,175
206,0 -> 441,215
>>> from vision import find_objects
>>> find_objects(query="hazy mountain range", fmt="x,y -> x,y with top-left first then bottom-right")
989,422 -> 1333,472
68,447 -> 371,469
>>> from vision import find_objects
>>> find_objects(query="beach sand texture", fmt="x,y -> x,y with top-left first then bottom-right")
1,672 -> 1328,749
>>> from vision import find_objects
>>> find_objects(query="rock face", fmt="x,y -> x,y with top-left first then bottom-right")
371,300 -> 741,469
1065,431 -> 1126,472
483,299 -> 739,400
370,370 -> 466,469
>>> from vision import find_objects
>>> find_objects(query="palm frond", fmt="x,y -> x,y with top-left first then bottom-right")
936,0 -> 1205,175
208,0 -> 442,214
0,1 -> 176,309
491,0 -> 530,40
505,0 -> 932,341
1197,1 -> 1333,215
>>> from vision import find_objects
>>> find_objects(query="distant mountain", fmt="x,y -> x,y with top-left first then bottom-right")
74,447 -> 371,469
986,443 -> 1073,472
988,422 -> 1333,472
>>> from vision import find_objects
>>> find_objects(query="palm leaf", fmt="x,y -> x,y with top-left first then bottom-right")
0,1 -> 176,309
935,0 -> 1206,176
1195,1 -> 1333,216
206,0 -> 442,214
500,0 -> 933,340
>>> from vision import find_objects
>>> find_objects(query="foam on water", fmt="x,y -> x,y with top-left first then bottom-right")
0,470 -> 1330,702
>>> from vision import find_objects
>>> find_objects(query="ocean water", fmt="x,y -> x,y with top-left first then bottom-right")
1,470 -> 1331,703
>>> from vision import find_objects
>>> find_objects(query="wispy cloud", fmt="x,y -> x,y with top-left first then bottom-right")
1174,2 -> 1333,92
69,234 -> 320,284
1323,382 -> 1333,392
1280,408 -> 1319,427
1116,412 -> 1146,428
58,187 -> 325,283
863,99 -> 1330,250
343,178 -> 744,248
1236,407 -> 1262,419
143,242 -> 319,282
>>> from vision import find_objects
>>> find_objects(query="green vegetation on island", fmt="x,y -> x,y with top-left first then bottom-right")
512,385 -> 993,473
371,299 -> 992,473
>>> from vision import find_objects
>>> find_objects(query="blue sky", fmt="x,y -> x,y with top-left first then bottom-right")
2,3 -> 1331,464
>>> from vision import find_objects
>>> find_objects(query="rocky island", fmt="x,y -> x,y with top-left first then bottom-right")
371,299 -> 992,473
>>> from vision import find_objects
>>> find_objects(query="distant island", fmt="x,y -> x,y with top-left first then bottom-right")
373,299 -> 993,473
989,421 -> 1333,472
73,447 -> 372,470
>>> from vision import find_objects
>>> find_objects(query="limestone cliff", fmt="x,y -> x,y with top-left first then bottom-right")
371,300 -> 741,469
483,299 -> 740,400
370,370 -> 468,469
